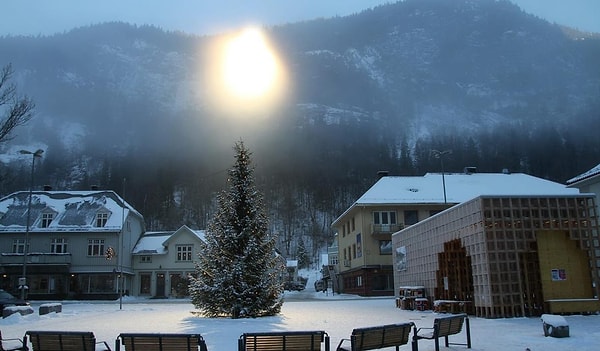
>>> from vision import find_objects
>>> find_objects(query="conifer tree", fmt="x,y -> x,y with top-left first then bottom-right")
189,141 -> 283,318
296,239 -> 309,269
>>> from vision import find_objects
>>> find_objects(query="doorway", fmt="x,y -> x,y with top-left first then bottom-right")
156,273 -> 165,297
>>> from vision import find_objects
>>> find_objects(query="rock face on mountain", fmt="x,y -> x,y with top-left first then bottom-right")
0,0 -> 599,242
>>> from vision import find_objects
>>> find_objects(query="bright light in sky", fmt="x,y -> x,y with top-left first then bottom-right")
221,28 -> 280,99
203,27 -> 288,118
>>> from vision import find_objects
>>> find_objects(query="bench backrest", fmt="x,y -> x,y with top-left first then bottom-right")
433,314 -> 466,337
26,331 -> 96,351
117,333 -> 206,351
350,323 -> 414,351
239,331 -> 329,351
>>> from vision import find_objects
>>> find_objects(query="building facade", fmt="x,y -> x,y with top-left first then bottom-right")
0,190 -> 144,300
132,225 -> 205,298
392,195 -> 600,318
567,163 -> 600,215
332,170 -> 580,296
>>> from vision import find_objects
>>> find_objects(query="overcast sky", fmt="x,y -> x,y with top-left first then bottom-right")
1,0 -> 599,37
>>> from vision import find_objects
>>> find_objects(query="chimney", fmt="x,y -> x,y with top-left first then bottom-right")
43,185 -> 52,191
377,170 -> 389,179
502,168 -> 511,174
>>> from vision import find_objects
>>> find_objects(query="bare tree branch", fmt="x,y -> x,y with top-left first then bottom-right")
0,63 -> 35,143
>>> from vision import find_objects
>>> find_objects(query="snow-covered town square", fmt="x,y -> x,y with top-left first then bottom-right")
1,272 -> 600,351
2,1 -> 600,350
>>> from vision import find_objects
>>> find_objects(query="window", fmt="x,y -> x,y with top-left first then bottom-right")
51,238 -> 68,253
41,213 -> 54,228
373,211 -> 397,225
140,256 -> 152,263
329,255 -> 338,265
12,239 -> 25,253
95,213 -> 109,227
87,239 -> 105,256
75,274 -> 114,293
379,240 -> 392,255
404,210 -> 418,225
177,245 -> 193,261
351,217 -> 355,231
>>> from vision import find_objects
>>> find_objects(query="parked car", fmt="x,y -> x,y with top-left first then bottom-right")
0,289 -> 29,311
284,281 -> 305,291
314,279 -> 327,292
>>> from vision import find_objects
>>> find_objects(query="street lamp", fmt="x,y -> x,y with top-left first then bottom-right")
431,149 -> 451,204
19,148 -> 43,299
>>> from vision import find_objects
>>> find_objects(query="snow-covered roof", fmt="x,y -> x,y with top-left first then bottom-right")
132,232 -> 171,254
566,163 -> 600,185
132,225 -> 205,255
333,172 -> 578,225
0,190 -> 142,233
358,172 -> 577,204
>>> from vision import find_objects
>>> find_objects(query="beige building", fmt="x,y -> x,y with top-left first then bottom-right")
393,193 -> 600,318
0,190 -> 145,300
332,170 -> 582,297
132,225 -> 204,298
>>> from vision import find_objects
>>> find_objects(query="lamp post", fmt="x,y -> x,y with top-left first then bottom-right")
119,178 -> 126,310
431,149 -> 451,204
19,148 -> 43,299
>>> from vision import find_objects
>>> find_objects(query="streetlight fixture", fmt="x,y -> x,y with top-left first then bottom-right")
18,148 -> 43,299
431,149 -> 451,204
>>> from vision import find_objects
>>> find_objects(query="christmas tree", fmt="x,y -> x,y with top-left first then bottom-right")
189,141 -> 283,318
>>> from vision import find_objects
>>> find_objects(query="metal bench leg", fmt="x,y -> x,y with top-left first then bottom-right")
411,334 -> 419,351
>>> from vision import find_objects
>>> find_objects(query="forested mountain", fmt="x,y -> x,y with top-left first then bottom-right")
1,0 -> 599,262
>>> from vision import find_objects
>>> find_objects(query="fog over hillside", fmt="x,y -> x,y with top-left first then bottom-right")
1,0 -> 599,261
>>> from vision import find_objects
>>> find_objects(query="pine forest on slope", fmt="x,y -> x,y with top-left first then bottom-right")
0,0 -> 599,262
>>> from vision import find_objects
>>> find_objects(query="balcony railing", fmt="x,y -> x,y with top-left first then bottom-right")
0,253 -> 72,265
371,223 -> 404,235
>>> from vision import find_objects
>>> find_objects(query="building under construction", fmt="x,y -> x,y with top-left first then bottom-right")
393,194 -> 600,318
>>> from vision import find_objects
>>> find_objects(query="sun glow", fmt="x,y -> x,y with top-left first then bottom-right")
221,27 -> 280,99
202,26 -> 288,118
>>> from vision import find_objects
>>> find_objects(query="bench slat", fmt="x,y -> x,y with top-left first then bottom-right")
352,323 -> 413,350
117,333 -> 205,351
26,331 -> 106,351
413,314 -> 471,351
239,331 -> 328,351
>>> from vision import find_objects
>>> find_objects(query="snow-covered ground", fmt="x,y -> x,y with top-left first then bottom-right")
1,291 -> 599,351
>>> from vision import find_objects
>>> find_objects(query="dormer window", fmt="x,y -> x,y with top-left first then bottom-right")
95,212 -> 109,227
41,213 -> 54,228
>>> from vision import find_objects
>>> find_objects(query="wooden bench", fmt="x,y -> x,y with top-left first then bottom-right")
238,331 -> 330,351
115,333 -> 207,351
26,330 -> 111,351
0,330 -> 27,351
412,313 -> 471,351
336,322 -> 414,351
